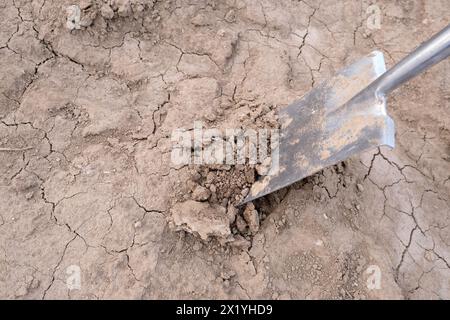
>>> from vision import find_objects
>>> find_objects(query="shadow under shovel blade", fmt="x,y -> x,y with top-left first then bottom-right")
242,51 -> 395,204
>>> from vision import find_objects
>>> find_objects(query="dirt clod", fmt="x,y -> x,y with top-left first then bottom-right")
192,185 -> 211,201
171,200 -> 230,241
243,203 -> 259,234
100,4 -> 115,20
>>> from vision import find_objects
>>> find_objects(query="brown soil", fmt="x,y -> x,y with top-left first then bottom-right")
0,0 -> 449,299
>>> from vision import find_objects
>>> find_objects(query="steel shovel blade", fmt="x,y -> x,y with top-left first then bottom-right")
243,51 -> 395,203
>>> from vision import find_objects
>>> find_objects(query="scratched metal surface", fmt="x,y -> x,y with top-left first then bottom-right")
243,51 -> 395,203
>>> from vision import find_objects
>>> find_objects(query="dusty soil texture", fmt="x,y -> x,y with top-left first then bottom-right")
1,0 -> 449,299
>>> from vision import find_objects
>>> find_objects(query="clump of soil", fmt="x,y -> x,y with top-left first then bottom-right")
171,200 -> 230,241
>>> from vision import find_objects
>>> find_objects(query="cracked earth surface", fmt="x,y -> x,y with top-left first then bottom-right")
0,0 -> 449,299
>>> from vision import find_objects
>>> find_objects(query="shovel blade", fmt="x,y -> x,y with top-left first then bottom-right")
243,51 -> 395,203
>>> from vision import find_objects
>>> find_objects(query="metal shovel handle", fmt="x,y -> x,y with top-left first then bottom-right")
372,24 -> 450,96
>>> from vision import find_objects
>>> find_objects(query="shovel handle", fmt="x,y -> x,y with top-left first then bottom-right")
373,24 -> 450,96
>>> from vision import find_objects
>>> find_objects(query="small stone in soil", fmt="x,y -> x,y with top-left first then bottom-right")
243,203 -> 260,234
236,215 -> 248,233
192,185 -> 211,201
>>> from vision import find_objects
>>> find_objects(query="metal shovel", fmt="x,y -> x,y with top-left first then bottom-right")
243,25 -> 450,203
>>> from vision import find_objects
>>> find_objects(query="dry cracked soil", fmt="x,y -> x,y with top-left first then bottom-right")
0,0 -> 449,299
